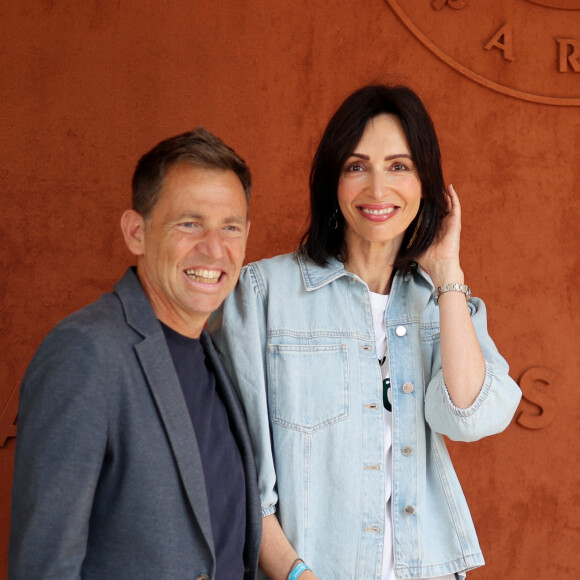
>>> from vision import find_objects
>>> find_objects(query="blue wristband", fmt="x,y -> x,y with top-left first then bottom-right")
288,562 -> 310,580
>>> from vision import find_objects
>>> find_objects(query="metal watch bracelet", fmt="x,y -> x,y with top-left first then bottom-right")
434,283 -> 471,305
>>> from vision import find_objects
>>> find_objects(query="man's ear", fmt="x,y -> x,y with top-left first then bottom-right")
120,209 -> 146,257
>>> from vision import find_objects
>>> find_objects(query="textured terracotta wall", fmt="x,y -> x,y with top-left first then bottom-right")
1,1 -> 578,577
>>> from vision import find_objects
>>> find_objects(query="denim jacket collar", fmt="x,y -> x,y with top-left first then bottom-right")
297,251 -> 434,292
298,252 -> 348,291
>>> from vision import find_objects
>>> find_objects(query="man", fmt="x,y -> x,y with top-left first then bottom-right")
9,128 -> 260,579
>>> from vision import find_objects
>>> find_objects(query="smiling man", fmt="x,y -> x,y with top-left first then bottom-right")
9,128 -> 261,580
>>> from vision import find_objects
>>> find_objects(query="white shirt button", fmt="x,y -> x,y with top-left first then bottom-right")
395,326 -> 407,337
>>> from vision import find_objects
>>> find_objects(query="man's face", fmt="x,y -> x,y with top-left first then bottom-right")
124,163 -> 249,337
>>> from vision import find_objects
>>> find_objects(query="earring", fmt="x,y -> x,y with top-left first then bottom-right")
329,207 -> 339,231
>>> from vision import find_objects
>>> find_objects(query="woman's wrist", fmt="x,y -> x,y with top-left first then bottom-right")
430,264 -> 464,290
287,558 -> 311,580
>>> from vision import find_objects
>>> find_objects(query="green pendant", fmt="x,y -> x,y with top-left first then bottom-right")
383,377 -> 392,412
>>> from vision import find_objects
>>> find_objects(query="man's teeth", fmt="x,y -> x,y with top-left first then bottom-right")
185,269 -> 221,283
361,207 -> 396,215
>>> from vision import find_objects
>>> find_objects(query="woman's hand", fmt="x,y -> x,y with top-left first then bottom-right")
416,184 -> 463,288
416,183 -> 486,409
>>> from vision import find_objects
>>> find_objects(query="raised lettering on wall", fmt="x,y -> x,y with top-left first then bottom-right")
516,367 -> 558,430
385,0 -> 580,105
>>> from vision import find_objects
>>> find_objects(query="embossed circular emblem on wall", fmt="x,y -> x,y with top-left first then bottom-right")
385,0 -> 580,106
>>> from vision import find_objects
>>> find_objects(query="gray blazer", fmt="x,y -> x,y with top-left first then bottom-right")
9,268 -> 261,579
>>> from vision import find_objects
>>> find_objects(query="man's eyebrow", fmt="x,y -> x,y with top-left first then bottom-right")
349,152 -> 413,161
223,215 -> 247,225
174,212 -> 203,220
172,212 -> 247,224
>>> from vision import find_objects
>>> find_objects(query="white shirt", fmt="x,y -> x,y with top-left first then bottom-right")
370,292 -> 455,580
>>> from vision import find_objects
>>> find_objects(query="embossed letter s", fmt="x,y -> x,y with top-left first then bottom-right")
516,367 -> 558,430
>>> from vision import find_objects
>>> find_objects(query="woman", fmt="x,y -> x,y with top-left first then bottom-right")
210,85 -> 521,580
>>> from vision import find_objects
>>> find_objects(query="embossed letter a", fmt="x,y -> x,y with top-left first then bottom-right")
484,23 -> 514,62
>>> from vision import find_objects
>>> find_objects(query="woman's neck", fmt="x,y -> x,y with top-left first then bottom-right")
343,244 -> 400,294
341,226 -> 406,294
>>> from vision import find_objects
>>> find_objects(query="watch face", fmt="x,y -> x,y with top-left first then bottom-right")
384,0 -> 580,106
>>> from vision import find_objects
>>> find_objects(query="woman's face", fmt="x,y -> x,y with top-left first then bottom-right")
337,113 -> 422,258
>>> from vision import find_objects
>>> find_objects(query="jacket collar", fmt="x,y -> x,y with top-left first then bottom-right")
113,267 -> 216,556
297,251 -> 434,292
298,252 -> 349,291
114,267 -> 160,338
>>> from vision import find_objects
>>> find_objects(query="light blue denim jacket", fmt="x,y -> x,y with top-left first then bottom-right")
210,252 -> 521,580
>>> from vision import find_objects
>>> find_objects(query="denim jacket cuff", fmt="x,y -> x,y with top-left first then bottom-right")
261,504 -> 277,517
442,362 -> 494,418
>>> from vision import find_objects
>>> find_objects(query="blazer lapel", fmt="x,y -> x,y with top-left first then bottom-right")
115,269 -> 214,557
135,334 -> 215,555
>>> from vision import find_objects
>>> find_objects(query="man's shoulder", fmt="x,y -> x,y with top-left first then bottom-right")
53,268 -> 152,337
54,289 -> 125,336
37,269 -> 153,361
29,292 -> 130,371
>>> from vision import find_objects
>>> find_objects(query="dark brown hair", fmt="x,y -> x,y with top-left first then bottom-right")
300,85 -> 447,272
132,127 -> 251,219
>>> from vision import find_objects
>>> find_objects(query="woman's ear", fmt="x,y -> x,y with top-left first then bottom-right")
120,209 -> 146,257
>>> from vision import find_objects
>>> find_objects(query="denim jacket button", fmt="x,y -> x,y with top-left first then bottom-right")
361,344 -> 373,351
404,505 -> 416,516
402,445 -> 414,456
395,325 -> 407,337
403,382 -> 414,394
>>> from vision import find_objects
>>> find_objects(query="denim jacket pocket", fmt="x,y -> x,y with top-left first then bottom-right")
268,343 -> 349,432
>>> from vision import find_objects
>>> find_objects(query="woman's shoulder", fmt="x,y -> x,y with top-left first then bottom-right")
246,251 -> 299,270
235,252 -> 300,295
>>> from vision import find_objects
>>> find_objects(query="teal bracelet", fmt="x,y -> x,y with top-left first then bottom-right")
288,562 -> 310,580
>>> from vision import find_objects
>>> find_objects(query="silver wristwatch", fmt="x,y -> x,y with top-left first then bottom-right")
434,283 -> 471,305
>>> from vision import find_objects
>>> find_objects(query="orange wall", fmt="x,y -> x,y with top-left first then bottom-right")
1,1 -> 579,578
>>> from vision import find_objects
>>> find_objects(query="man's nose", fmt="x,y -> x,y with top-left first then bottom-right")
196,229 -> 225,259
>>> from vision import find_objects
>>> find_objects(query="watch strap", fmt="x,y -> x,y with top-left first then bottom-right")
434,283 -> 471,305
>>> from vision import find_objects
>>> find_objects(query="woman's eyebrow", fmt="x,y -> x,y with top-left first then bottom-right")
349,152 -> 413,161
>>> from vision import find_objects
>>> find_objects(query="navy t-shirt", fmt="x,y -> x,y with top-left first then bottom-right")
162,323 -> 246,579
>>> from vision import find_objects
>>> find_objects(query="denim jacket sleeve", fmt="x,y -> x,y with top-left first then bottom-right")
209,264 -> 278,517
423,296 -> 522,442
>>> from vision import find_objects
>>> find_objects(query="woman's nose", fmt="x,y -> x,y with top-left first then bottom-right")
368,170 -> 386,199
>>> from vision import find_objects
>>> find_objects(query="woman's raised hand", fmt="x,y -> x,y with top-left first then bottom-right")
416,184 -> 463,288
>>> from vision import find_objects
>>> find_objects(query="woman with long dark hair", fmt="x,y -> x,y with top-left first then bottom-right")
211,85 -> 521,580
